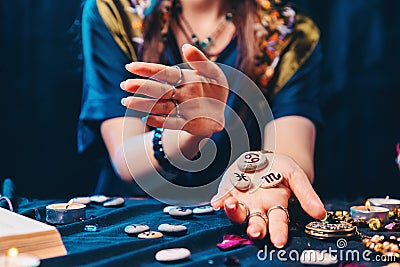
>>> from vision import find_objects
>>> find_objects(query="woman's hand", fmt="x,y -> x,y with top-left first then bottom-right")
121,44 -> 229,137
211,153 -> 326,248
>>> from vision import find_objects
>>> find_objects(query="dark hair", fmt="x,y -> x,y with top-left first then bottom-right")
142,0 -> 258,80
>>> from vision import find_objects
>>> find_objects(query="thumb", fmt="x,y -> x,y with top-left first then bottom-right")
181,44 -> 223,80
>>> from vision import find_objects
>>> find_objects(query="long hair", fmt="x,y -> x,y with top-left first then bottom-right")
141,0 -> 258,80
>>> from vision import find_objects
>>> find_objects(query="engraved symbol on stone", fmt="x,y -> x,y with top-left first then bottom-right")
234,173 -> 248,181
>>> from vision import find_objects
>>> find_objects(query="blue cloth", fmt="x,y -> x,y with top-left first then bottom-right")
78,0 -> 322,196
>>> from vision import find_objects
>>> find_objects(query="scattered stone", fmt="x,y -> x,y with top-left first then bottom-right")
70,197 -> 91,205
84,224 -> 99,232
155,248 -> 191,262
138,231 -> 163,239
163,206 -> 179,214
158,223 -> 187,236
193,206 -> 214,215
252,171 -> 283,189
103,197 -> 125,207
169,208 -> 193,219
89,195 -> 110,204
124,224 -> 150,236
229,168 -> 251,191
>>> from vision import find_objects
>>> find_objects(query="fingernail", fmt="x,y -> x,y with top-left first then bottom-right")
213,207 -> 220,211
120,81 -> 126,90
182,43 -> 191,52
275,244 -> 284,249
251,231 -> 261,238
321,211 -> 328,221
125,64 -> 131,71
121,98 -> 126,106
227,203 -> 236,210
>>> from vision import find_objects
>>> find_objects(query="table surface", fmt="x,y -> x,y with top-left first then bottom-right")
13,197 -> 399,267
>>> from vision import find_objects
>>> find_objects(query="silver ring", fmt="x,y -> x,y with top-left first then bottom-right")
0,196 -> 14,212
172,65 -> 183,86
170,84 -> 177,99
247,211 -> 268,225
267,205 -> 290,222
172,100 -> 182,118
238,202 -> 250,219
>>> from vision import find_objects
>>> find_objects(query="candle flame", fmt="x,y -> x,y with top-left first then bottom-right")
365,200 -> 371,211
6,247 -> 19,257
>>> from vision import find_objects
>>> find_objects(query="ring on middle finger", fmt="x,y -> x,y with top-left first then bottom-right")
170,84 -> 177,100
247,211 -> 268,225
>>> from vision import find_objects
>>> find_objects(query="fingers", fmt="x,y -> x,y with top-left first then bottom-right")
121,97 -> 176,115
223,197 -> 248,224
268,208 -> 289,248
121,79 -> 175,99
125,62 -> 184,85
247,213 -> 268,240
181,44 -> 225,81
287,169 -> 326,220
144,115 -> 186,131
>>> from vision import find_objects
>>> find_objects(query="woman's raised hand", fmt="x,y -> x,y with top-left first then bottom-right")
121,44 -> 229,137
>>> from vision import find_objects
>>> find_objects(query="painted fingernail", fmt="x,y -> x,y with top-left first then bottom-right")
121,98 -> 126,106
275,244 -> 284,249
182,43 -> 191,52
125,63 -> 132,71
321,211 -> 328,221
120,81 -> 126,90
213,207 -> 221,211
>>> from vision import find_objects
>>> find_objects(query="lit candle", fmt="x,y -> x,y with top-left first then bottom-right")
0,247 -> 40,267
46,200 -> 86,225
350,201 -> 389,222
367,196 -> 400,212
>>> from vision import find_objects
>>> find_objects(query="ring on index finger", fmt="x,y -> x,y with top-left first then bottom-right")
238,202 -> 250,220
171,65 -> 183,86
170,84 -> 177,99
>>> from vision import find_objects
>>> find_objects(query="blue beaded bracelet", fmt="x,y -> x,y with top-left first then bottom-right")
152,128 -> 183,175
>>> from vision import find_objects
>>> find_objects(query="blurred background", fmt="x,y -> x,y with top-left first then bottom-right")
0,0 -> 399,200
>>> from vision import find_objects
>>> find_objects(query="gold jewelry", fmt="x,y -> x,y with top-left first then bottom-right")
304,221 -> 357,239
267,205 -> 290,222
247,211 -> 268,225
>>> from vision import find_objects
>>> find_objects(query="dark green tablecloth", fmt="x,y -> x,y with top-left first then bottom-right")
12,198 -> 399,267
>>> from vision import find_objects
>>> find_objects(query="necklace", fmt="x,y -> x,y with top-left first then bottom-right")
177,11 -> 233,56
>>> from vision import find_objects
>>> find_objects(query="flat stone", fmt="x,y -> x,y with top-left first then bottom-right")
169,208 -> 193,219
252,171 -> 283,189
155,248 -> 191,262
103,197 -> 125,207
124,224 -> 150,235
70,197 -> 91,205
137,231 -> 163,239
90,195 -> 110,204
163,206 -> 179,214
158,223 -> 187,236
229,168 -> 251,191
193,206 -> 214,215
300,250 -> 338,265
237,151 -> 268,172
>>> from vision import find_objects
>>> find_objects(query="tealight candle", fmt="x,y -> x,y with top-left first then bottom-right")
350,204 -> 389,222
367,196 -> 400,212
46,200 -> 86,225
0,247 -> 40,267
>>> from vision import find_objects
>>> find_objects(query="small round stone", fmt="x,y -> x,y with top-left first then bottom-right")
169,208 -> 193,219
158,223 -> 187,236
90,195 -> 110,204
70,197 -> 91,205
163,206 -> 179,214
229,167 -> 251,191
103,197 -> 125,207
124,224 -> 150,235
237,151 -> 268,172
155,248 -> 191,262
193,206 -> 214,215
252,171 -> 283,189
138,231 -> 163,239
84,224 -> 99,232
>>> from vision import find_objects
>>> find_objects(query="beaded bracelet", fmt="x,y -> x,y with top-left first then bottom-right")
152,128 -> 182,175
